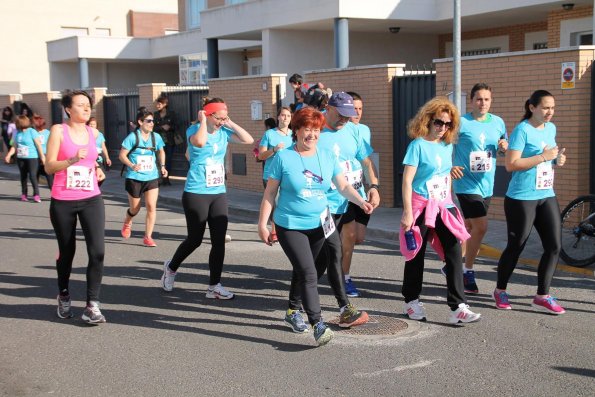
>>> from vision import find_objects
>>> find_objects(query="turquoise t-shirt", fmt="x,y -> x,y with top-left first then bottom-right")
453,113 -> 507,198
96,132 -> 106,163
32,129 -> 50,155
403,138 -> 453,199
270,147 -> 342,230
185,123 -> 233,195
318,122 -> 373,214
356,123 -> 371,145
506,120 -> 557,200
121,130 -> 165,181
14,128 -> 39,159
260,128 -> 293,181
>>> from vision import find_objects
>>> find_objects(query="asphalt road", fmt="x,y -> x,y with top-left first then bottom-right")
1,177 -> 594,396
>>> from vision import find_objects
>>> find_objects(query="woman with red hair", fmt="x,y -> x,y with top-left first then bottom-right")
258,107 -> 373,346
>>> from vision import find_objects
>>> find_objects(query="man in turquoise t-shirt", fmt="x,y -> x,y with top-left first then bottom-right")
451,83 -> 508,294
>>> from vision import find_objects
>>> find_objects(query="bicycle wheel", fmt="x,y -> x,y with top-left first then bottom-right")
560,194 -> 595,267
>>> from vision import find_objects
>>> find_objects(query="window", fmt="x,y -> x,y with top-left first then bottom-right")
61,27 -> 88,37
227,0 -> 247,4
179,53 -> 208,85
579,33 -> 593,45
533,42 -> 548,50
187,0 -> 206,30
461,48 -> 500,57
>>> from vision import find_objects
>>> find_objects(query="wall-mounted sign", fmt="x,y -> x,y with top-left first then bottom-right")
561,62 -> 575,89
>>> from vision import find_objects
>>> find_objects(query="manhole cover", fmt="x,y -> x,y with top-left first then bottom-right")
327,315 -> 408,336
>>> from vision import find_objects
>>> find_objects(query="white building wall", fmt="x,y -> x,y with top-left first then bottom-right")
445,36 -> 510,56
560,17 -> 593,46
350,33 -> 438,66
0,0 -> 177,94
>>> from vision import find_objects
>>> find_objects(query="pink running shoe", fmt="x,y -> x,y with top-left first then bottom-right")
20,194 -> 28,202
531,295 -> 565,315
493,289 -> 512,310
143,236 -> 157,247
33,195 -> 41,203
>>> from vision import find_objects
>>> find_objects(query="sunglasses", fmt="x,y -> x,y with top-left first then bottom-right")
210,114 -> 230,123
143,119 -> 155,123
303,170 -> 324,184
432,119 -> 453,129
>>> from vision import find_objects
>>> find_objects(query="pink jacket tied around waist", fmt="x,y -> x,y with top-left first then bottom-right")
399,191 -> 470,261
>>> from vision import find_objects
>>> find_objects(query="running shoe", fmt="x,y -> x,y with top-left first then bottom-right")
121,222 -> 132,239
284,310 -> 309,333
33,195 -> 41,203
339,304 -> 369,328
493,289 -> 512,310
225,234 -> 232,243
448,303 -> 481,324
344,278 -> 361,297
81,301 -> 106,324
531,295 -> 566,315
403,299 -> 427,321
56,294 -> 73,319
312,320 -> 333,346
20,194 -> 28,202
143,236 -> 157,247
463,270 -> 479,294
160,260 -> 176,292
206,283 -> 235,300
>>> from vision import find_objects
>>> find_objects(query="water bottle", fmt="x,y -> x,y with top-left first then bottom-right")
405,230 -> 417,251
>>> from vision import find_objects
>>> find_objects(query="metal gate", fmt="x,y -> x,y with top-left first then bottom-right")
392,71 -> 436,206
102,93 -> 139,157
160,86 -> 209,175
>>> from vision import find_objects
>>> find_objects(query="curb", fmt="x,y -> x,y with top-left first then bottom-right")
479,244 -> 594,278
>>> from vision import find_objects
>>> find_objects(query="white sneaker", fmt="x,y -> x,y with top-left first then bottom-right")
161,260 -> 176,292
206,283 -> 235,300
403,299 -> 427,321
448,303 -> 481,324
225,234 -> 232,243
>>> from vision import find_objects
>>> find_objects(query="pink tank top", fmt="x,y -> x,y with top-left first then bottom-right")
51,123 -> 101,200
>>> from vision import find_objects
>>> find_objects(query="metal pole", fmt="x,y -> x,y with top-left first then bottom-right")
78,58 -> 89,89
453,0 -> 461,110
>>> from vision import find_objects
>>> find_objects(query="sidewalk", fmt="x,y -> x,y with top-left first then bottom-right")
1,161 -> 591,276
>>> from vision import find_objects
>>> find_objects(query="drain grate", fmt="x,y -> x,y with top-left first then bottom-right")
327,315 -> 409,336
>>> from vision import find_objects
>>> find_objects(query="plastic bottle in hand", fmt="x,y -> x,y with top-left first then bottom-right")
405,229 -> 417,251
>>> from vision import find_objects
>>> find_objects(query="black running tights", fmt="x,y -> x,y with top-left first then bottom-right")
497,196 -> 561,295
50,195 -> 105,304
17,158 -> 39,196
168,192 -> 228,286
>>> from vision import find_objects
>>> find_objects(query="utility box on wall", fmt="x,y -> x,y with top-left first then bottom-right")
250,100 -> 262,120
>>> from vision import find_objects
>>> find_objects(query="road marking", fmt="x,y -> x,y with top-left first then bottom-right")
353,360 -> 437,378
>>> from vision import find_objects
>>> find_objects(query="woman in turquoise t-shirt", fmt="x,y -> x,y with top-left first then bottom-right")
258,107 -> 373,346
160,97 -> 254,300
258,106 -> 293,241
119,108 -> 167,248
4,115 -> 41,202
495,90 -> 567,314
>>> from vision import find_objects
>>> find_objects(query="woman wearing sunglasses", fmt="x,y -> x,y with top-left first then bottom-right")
119,108 -> 167,247
258,107 -> 373,346
160,97 -> 253,300
400,97 -> 481,325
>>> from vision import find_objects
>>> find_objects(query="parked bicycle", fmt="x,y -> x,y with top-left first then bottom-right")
560,194 -> 595,267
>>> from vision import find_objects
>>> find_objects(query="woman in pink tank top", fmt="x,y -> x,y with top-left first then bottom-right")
44,90 -> 107,325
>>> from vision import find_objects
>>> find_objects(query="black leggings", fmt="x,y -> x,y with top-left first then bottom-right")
168,192 -> 228,286
37,163 -> 54,189
49,195 -> 105,304
497,196 -> 561,295
17,158 -> 39,196
277,225 -> 328,325
402,208 -> 466,310
288,214 -> 350,311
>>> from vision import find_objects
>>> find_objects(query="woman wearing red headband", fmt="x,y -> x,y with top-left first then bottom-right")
160,97 -> 254,299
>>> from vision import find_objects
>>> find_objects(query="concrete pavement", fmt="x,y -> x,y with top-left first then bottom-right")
0,161 -> 592,277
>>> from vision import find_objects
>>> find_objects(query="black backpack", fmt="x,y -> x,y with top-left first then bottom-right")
120,130 -> 161,177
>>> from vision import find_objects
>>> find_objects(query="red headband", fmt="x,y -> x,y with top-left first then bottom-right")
204,103 -> 228,115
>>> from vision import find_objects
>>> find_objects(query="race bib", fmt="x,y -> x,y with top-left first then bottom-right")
66,166 -> 94,191
206,163 -> 225,187
320,207 -> 336,239
469,150 -> 492,173
536,162 -> 554,190
17,146 -> 29,157
425,174 -> 451,201
136,155 -> 154,172
337,160 -> 363,190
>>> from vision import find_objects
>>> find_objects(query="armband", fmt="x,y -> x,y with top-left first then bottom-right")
369,184 -> 380,191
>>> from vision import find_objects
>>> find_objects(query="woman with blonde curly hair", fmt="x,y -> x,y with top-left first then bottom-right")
400,96 -> 481,325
